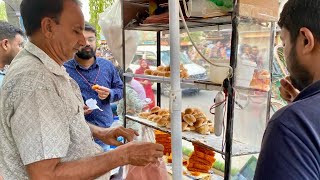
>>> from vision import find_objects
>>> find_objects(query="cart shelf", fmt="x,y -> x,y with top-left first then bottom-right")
125,15 -> 232,31
124,73 -> 269,92
126,115 -> 260,156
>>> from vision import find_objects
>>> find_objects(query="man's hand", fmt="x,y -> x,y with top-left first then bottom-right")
279,76 -> 300,103
117,142 -> 164,166
97,126 -> 139,146
83,105 -> 93,115
95,86 -> 110,100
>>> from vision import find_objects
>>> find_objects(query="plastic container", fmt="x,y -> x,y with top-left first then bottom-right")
110,116 -> 124,149
209,60 -> 230,84
235,60 -> 257,87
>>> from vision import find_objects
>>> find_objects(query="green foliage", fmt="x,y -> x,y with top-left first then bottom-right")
213,160 -> 240,176
0,2 -> 7,21
181,31 -> 204,44
182,146 -> 193,156
89,0 -> 114,41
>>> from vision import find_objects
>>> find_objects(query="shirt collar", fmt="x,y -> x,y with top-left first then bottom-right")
24,42 -> 70,77
293,80 -> 320,102
73,57 -> 99,70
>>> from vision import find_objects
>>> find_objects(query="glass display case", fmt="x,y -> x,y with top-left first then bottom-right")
114,0 -> 279,179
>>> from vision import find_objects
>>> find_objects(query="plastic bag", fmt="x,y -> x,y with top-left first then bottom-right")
189,0 -> 232,18
122,127 -> 169,180
98,0 -> 138,68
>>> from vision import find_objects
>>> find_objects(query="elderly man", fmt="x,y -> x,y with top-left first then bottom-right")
0,21 -> 24,86
0,0 -> 163,179
254,0 -> 320,179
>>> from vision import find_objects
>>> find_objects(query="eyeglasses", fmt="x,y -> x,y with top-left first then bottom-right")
86,37 -> 96,43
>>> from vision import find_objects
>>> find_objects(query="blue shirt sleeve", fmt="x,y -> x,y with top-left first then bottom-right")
254,115 -> 319,180
106,64 -> 123,103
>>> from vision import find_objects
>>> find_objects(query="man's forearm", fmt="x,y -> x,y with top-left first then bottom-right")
54,149 -> 127,179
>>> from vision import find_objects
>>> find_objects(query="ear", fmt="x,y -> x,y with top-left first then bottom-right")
40,17 -> 57,38
0,39 -> 10,51
298,27 -> 315,55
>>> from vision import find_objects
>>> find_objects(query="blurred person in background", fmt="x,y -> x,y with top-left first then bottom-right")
0,21 -> 25,86
64,22 -> 123,151
134,58 -> 155,110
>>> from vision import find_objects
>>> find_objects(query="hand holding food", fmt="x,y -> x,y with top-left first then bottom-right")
92,84 -> 110,100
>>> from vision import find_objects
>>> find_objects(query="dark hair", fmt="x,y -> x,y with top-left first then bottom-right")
85,22 -> 96,36
278,0 -> 320,43
124,68 -> 133,83
20,0 -> 81,36
0,21 -> 24,41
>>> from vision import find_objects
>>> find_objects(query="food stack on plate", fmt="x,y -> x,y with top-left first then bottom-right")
138,106 -> 214,135
138,106 -> 171,128
181,107 -> 214,135
154,130 -> 171,155
187,143 -> 216,173
144,64 -> 189,78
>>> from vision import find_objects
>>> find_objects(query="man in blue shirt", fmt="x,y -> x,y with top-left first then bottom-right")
0,21 -> 25,86
254,0 -> 320,179
64,22 -> 123,150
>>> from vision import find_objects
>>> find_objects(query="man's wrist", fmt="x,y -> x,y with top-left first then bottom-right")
114,144 -> 129,165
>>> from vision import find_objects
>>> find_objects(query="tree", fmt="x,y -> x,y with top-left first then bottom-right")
89,0 -> 114,41
0,2 -> 7,21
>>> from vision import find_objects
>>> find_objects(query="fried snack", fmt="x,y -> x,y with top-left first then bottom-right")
158,109 -> 169,116
152,115 -> 162,123
166,121 -> 171,129
183,114 -> 196,126
192,108 -> 202,115
161,114 -> 170,121
190,171 -> 201,176
196,124 -> 209,135
194,118 -> 206,128
138,112 -> 152,119
189,155 -> 213,166
185,108 -> 194,114
193,151 -> 216,163
189,126 -> 196,131
193,144 -> 215,156
193,112 -> 206,119
208,123 -> 214,133
92,84 -> 100,90
187,167 -> 209,174
157,119 -> 170,127
164,66 -> 170,72
182,122 -> 189,131
147,114 -> 157,121
151,106 -> 161,114
167,153 -> 172,163
144,69 -> 153,75
157,66 -> 166,71
164,72 -> 171,77
181,70 -> 189,79
152,70 -> 160,76
180,64 -> 186,70
181,112 -> 185,119
157,71 -> 166,77
188,162 -> 211,171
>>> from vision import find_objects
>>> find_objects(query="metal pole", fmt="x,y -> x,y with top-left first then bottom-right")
224,0 -> 239,179
121,0 -> 127,128
266,22 -> 276,123
169,0 -> 182,179
156,31 -> 161,107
